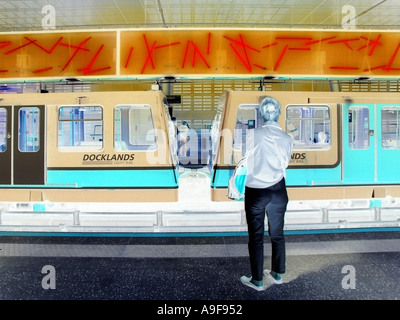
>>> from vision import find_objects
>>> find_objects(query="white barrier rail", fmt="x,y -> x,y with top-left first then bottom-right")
0,205 -> 399,234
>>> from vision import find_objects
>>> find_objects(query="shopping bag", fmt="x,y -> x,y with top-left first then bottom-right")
228,157 -> 247,200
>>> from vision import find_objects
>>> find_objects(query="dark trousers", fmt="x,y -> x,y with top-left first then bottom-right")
244,178 -> 288,281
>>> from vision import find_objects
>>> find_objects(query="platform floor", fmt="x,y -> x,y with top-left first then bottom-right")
0,229 -> 399,303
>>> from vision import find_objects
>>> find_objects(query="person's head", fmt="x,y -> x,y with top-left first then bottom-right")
259,96 -> 281,123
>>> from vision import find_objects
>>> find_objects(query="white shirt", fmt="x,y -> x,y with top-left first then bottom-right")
245,122 -> 293,188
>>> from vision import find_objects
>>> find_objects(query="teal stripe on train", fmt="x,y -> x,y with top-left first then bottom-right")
211,168 -> 234,188
212,166 -> 344,188
46,168 -> 178,188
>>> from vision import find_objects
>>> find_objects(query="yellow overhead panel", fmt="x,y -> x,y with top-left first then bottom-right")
1,29 -> 400,80
0,31 -> 116,79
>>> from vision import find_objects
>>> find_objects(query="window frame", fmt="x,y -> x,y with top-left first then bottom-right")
285,104 -> 332,150
57,105 -> 104,152
114,104 -> 157,151
381,105 -> 400,149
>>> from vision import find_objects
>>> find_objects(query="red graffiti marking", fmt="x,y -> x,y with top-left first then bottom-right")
78,44 -> 111,75
141,35 -> 156,74
328,38 -> 360,51
5,38 -> 36,55
62,37 -> 92,71
33,67 -> 53,73
224,35 -> 260,52
357,35 -> 382,56
125,47 -> 134,69
25,36 -> 63,54
305,36 -> 337,45
181,41 -> 210,69
155,42 -> 180,49
140,35 -> 181,73
274,45 -> 289,71
253,64 -> 266,70
0,41 -> 11,50
384,42 -> 400,71
225,34 -> 260,72
262,42 -> 278,49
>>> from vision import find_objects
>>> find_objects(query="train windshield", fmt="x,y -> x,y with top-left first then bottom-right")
114,104 -> 157,151
381,106 -> 400,149
286,105 -> 331,150
233,104 -> 262,155
58,106 -> 103,152
229,103 -> 332,161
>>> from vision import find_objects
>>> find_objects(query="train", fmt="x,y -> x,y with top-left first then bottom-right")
0,90 -> 179,203
210,90 -> 400,208
0,87 -> 400,233
1,87 -> 400,209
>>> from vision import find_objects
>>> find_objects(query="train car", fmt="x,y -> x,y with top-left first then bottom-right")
210,90 -> 400,205
0,90 -> 179,203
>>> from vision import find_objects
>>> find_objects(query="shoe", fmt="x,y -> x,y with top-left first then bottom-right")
263,269 -> 283,284
240,275 -> 266,291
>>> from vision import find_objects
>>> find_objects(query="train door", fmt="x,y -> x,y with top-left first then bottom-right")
0,105 -> 45,185
342,103 -> 375,183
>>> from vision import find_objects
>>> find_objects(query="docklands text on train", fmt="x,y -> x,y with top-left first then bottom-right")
291,152 -> 306,164
83,153 -> 135,162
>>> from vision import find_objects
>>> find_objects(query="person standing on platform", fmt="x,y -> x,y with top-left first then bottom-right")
240,96 -> 293,291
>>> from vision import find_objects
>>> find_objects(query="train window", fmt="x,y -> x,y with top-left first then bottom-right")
58,106 -> 103,152
18,107 -> 40,152
348,106 -> 369,150
233,104 -> 261,153
0,108 -> 6,152
114,104 -> 156,151
381,106 -> 400,149
286,105 -> 331,150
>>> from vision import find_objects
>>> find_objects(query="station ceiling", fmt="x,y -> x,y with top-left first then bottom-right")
0,0 -> 398,32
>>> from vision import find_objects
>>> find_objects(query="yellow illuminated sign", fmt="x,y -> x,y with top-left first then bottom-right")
0,29 -> 400,80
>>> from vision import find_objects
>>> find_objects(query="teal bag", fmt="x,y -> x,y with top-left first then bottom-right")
228,157 -> 247,201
